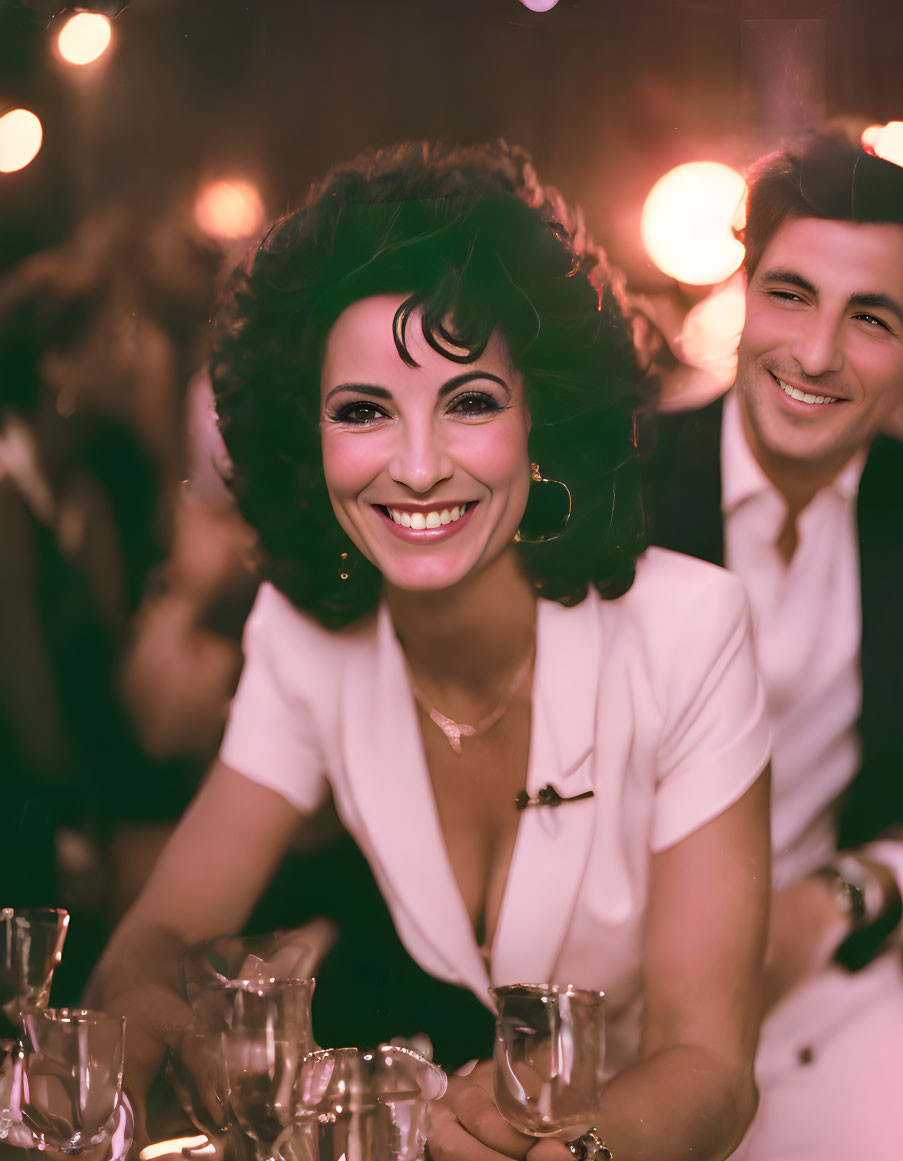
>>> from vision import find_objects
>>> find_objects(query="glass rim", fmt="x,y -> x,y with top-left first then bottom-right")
192,975 -> 315,994
22,1006 -> 126,1027
1,906 -> 70,927
489,981 -> 605,1002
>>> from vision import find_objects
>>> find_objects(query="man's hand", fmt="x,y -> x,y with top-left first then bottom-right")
428,1060 -> 535,1161
761,875 -> 850,1012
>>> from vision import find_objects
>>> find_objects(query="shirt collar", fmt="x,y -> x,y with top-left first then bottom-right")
721,389 -> 866,517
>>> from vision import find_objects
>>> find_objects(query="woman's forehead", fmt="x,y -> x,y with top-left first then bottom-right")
320,294 -> 518,388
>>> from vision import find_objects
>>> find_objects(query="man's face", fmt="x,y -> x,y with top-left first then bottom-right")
736,215 -> 903,479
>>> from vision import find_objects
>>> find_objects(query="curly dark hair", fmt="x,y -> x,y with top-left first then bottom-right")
211,140 -> 645,629
742,128 -> 903,278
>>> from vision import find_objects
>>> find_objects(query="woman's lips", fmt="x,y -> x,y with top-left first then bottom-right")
374,501 -> 478,540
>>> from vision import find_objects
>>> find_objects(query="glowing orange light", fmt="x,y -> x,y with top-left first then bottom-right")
193,178 -> 265,241
640,161 -> 747,286
139,1135 -> 214,1160
675,275 -> 746,378
862,121 -> 903,169
0,108 -> 43,174
56,12 -> 113,66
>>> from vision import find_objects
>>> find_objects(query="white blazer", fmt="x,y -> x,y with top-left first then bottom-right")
221,547 -> 769,1074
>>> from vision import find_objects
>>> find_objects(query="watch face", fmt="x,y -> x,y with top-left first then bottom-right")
820,863 -> 867,924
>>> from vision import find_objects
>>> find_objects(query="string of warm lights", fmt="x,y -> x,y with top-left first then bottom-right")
0,2 -> 269,242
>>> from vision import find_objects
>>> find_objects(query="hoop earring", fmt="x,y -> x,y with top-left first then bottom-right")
515,461 -> 572,544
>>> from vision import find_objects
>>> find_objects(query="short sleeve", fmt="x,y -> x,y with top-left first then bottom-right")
650,567 -> 770,851
219,584 -> 330,815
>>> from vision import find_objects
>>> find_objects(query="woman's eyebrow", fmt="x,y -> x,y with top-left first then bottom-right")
438,370 -> 509,398
323,383 -> 392,405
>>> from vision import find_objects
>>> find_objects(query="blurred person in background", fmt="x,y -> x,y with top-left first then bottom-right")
643,127 -> 903,1159
0,207 -> 221,992
88,140 -> 771,1161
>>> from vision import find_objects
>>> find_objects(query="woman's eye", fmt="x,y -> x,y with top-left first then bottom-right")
449,392 -> 501,417
332,401 -> 388,425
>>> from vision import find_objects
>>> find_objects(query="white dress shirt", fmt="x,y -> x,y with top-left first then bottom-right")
721,391 -> 865,887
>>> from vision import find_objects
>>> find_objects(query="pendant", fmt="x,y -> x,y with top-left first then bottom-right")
429,709 -> 477,755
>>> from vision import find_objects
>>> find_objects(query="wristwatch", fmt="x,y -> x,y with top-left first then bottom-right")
815,854 -> 884,932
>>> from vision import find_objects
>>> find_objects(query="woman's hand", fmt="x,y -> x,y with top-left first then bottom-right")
428,1060 -> 535,1161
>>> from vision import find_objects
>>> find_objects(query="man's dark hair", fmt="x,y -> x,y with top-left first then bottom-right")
211,140 -> 645,629
742,128 -> 903,277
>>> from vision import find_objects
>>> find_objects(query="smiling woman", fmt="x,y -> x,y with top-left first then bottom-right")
88,141 -> 772,1161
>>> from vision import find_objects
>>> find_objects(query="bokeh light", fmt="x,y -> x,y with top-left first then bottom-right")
56,12 -> 113,66
193,178 -> 265,241
862,121 -> 903,168
519,0 -> 560,10
139,1136 -> 214,1161
641,161 -> 747,286
0,108 -> 43,174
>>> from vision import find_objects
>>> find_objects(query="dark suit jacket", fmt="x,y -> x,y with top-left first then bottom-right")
643,395 -> 903,855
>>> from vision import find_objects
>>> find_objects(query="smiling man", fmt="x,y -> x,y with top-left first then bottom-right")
644,130 -> 903,1159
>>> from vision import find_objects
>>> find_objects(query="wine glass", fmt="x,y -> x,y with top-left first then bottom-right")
1,907 -> 70,1042
293,1044 -> 447,1161
19,1007 -> 126,1154
489,983 -> 605,1139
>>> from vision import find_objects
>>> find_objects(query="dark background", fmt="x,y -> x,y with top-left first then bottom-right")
3,0 -> 903,272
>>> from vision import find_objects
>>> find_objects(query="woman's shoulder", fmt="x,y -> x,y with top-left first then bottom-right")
244,581 -> 379,681
627,546 -> 749,609
589,547 -> 752,658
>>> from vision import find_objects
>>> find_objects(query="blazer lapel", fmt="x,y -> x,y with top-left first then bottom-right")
490,597 -> 600,988
340,605 -> 490,997
643,396 -> 726,565
839,434 -> 903,844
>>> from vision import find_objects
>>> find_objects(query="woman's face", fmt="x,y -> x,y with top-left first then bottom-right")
319,294 -> 532,594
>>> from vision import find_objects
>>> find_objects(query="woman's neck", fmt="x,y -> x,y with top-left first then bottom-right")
385,546 -> 537,700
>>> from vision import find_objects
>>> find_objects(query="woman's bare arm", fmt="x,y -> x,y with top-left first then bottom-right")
85,759 -> 306,1119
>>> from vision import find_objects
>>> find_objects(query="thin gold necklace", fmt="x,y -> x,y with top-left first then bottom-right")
406,648 -> 534,755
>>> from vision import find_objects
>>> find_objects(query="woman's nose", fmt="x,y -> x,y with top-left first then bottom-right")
789,311 -> 845,378
388,422 -> 454,493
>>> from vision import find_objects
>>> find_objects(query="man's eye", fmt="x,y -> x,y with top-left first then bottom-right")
768,290 -> 804,304
450,392 -> 501,416
855,313 -> 891,332
333,401 -> 387,425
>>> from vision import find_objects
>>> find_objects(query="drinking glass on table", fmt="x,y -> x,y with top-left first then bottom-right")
489,983 -> 605,1141
1,907 -> 70,1139
173,975 -> 316,1161
183,930 -> 317,1004
19,1007 -> 127,1155
294,1044 -> 448,1161
1,907 -> 70,1043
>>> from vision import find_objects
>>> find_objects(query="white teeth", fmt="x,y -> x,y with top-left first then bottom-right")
385,504 -> 468,529
776,377 -> 838,405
